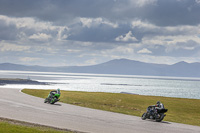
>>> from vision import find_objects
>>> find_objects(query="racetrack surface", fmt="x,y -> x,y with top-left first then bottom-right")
0,88 -> 200,133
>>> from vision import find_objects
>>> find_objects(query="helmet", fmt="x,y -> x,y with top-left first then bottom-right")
57,88 -> 61,94
157,101 -> 160,105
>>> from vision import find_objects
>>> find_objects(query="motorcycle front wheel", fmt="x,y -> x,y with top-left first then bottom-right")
141,113 -> 147,120
44,98 -> 48,103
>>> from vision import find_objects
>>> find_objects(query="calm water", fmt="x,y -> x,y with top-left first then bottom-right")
0,70 -> 200,99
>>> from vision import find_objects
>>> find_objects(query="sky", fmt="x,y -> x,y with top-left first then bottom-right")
0,0 -> 200,66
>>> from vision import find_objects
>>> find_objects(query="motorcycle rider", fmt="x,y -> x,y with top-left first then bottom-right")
156,101 -> 164,109
48,88 -> 61,99
142,101 -> 168,121
146,101 -> 164,119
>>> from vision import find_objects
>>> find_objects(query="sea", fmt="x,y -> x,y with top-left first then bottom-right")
0,70 -> 200,99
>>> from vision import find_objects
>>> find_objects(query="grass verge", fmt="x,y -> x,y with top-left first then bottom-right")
22,89 -> 200,126
0,117 -> 75,133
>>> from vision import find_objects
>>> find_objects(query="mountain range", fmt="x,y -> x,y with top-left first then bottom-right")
0,59 -> 200,78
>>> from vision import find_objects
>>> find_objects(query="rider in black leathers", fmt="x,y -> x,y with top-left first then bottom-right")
156,101 -> 164,109
147,101 -> 164,118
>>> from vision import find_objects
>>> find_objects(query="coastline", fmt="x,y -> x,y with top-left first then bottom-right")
0,78 -> 49,86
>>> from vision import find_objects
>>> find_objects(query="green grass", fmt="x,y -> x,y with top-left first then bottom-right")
22,89 -> 200,126
0,121 -> 72,133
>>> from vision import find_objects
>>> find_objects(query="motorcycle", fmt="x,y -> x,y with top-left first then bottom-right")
44,92 -> 60,104
141,105 -> 168,122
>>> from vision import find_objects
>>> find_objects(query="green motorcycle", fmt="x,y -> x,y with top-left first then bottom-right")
44,92 -> 60,104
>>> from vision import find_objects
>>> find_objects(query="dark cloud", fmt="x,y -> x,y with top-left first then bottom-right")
146,0 -> 200,26
0,0 -> 200,66
1,0 -> 200,26
0,20 -> 18,40
67,22 -> 130,43
0,0 -> 43,17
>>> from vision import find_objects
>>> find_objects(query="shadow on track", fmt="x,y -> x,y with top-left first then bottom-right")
146,119 -> 171,124
51,103 -> 62,106
44,103 -> 62,106
158,121 -> 171,124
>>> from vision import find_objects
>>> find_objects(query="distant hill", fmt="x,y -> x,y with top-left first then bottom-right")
0,59 -> 200,77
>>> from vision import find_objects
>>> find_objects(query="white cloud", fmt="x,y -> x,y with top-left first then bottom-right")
0,41 -> 30,52
141,35 -> 200,54
0,15 -> 54,31
131,19 -> 158,29
57,27 -> 70,40
115,31 -> 138,42
19,57 -> 41,62
66,49 -> 81,53
134,0 -> 157,7
80,41 -> 93,46
164,25 -> 200,35
84,59 -> 97,65
80,17 -> 118,28
29,33 -> 52,41
0,15 -> 70,42
195,0 -> 200,4
143,35 -> 200,45
137,48 -> 152,54
101,44 -> 135,58
138,21 -> 200,53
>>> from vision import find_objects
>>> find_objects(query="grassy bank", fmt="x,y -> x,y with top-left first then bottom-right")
0,120 -> 73,133
22,89 -> 200,126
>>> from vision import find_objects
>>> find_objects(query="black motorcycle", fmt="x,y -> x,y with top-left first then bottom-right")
141,105 -> 168,122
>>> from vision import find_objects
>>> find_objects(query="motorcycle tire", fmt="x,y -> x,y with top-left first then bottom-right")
141,113 -> 147,120
50,98 -> 54,104
44,98 -> 48,103
155,113 -> 165,122
50,97 -> 57,104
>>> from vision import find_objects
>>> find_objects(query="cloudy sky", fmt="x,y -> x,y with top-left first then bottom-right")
0,0 -> 200,66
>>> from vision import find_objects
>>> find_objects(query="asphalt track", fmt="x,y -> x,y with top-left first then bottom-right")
0,88 -> 200,133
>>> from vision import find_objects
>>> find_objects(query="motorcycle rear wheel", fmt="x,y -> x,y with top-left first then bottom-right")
155,113 -> 164,122
50,97 -> 57,104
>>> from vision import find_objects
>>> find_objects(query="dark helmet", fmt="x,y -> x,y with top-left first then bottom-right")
157,101 -> 160,105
